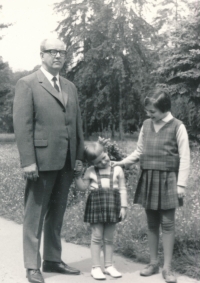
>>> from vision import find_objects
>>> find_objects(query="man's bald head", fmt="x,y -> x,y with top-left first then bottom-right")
40,38 -> 66,52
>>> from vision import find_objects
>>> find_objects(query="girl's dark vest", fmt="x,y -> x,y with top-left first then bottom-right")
140,118 -> 182,171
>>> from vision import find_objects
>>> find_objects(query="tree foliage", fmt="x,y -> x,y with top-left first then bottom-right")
0,5 -> 11,40
2,0 -> 199,141
153,0 -> 200,140
0,5 -> 13,132
55,0 -> 157,138
0,57 -> 13,133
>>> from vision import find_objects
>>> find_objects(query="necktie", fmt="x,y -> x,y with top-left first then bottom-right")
52,76 -> 60,92
52,76 -> 65,105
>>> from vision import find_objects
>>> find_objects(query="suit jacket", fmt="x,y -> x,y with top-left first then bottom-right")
13,69 -> 84,171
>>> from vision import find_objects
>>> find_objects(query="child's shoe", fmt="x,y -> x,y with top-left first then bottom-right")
91,267 -> 106,280
140,263 -> 159,276
162,269 -> 177,283
104,265 -> 122,278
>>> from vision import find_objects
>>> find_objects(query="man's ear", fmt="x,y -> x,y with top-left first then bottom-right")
40,52 -> 44,61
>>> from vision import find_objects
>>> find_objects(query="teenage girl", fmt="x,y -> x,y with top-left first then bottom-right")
113,91 -> 190,283
75,142 -> 128,280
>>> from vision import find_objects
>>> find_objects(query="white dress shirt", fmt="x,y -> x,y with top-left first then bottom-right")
40,66 -> 66,106
41,67 -> 61,90
123,113 -> 190,187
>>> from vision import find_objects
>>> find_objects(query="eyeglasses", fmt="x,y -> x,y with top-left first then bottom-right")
43,49 -> 66,57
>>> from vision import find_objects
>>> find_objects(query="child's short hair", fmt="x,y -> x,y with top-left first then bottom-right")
84,142 -> 104,163
144,90 -> 171,113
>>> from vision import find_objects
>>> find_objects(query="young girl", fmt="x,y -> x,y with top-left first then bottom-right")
75,142 -> 127,280
113,91 -> 190,283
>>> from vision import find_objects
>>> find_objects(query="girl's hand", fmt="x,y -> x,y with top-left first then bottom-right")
111,161 -> 124,168
119,207 -> 127,221
177,186 -> 185,198
98,137 -> 110,147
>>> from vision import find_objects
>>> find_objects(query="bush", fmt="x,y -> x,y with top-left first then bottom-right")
0,133 -> 15,142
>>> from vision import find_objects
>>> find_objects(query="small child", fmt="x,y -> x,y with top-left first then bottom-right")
75,142 -> 127,280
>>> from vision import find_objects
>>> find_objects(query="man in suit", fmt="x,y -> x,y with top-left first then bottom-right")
13,38 -> 84,283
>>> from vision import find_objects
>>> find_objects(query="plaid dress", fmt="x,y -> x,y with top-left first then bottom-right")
134,118 -> 183,210
84,166 -> 121,223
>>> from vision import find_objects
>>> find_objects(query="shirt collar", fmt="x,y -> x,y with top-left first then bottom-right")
40,66 -> 59,82
162,112 -> 173,123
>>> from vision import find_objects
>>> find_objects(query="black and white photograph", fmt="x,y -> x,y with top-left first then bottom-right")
0,0 -> 199,282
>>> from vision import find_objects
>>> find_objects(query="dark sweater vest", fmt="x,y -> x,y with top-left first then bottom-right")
140,118 -> 182,171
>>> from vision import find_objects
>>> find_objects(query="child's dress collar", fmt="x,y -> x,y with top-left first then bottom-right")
162,112 -> 173,123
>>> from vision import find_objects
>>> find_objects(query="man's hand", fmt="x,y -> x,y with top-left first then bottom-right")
74,160 -> 83,173
177,186 -> 185,199
119,207 -> 127,221
23,163 -> 39,181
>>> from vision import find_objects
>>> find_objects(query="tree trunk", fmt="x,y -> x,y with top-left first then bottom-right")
111,116 -> 115,139
84,100 -> 89,139
119,92 -> 124,140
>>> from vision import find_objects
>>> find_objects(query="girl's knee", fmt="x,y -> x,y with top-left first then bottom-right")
91,234 -> 102,244
103,237 -> 113,245
161,209 -> 175,234
146,210 -> 160,231
103,224 -> 115,244
161,219 -> 175,233
91,224 -> 103,244
147,221 -> 160,231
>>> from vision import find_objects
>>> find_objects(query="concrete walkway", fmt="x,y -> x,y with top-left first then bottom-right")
0,217 -> 198,283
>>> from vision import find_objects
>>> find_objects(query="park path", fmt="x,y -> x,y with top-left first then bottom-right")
0,217 -> 198,283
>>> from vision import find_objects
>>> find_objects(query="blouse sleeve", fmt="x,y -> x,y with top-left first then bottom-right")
118,167 -> 128,207
176,124 -> 190,187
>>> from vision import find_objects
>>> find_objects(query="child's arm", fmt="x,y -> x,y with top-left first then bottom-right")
117,166 -> 128,221
75,168 -> 90,191
113,127 -> 144,168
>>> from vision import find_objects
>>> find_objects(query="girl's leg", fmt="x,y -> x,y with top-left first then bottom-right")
90,223 -> 104,268
160,209 -> 175,270
140,209 -> 160,276
103,223 -> 116,267
146,209 -> 160,265
103,223 -> 122,278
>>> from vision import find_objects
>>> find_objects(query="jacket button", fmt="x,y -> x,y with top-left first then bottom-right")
63,109 -> 66,112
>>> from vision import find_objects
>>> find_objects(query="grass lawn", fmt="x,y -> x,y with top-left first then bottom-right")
0,140 -> 200,279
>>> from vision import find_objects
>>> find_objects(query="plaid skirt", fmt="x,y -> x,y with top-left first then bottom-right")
84,189 -> 121,223
134,170 -> 182,210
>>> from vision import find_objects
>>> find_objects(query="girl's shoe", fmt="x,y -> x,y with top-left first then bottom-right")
162,269 -> 177,283
104,266 -> 122,278
91,267 -> 106,280
140,263 -> 159,276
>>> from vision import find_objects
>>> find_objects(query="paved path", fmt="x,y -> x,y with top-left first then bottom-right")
0,217 -> 198,283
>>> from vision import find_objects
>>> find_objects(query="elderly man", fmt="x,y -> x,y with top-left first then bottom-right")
13,38 -> 84,283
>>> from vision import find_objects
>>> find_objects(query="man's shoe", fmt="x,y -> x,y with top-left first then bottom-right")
162,269 -> 177,283
104,265 -> 122,278
26,269 -> 44,283
140,263 -> 159,276
42,260 -> 80,275
91,267 -> 106,280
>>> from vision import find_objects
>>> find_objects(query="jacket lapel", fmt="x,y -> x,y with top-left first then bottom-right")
59,76 -> 68,106
36,69 -> 65,108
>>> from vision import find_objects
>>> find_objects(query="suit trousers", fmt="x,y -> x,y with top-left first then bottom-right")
23,153 -> 74,269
